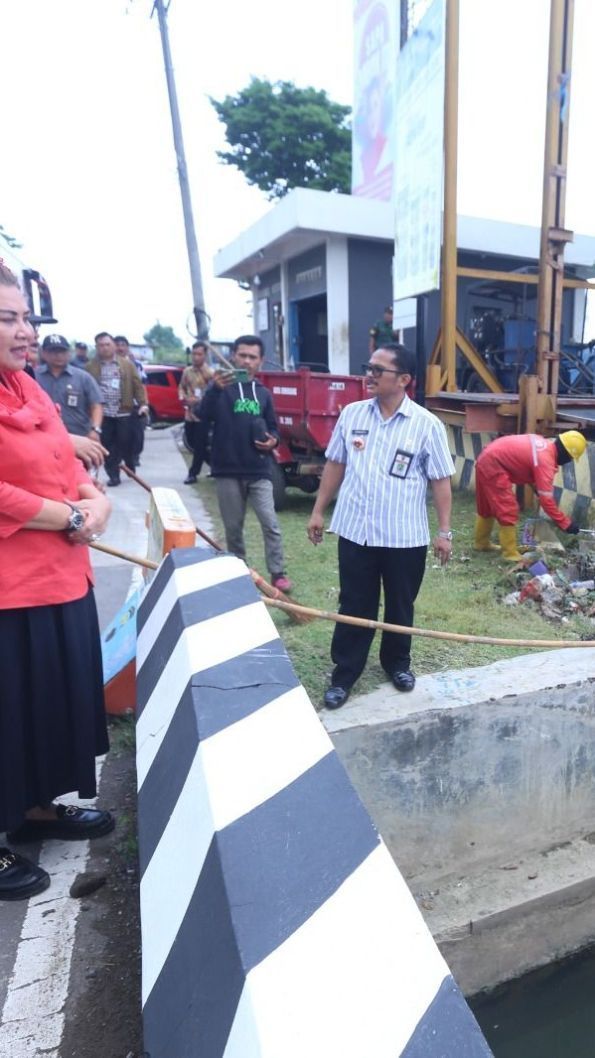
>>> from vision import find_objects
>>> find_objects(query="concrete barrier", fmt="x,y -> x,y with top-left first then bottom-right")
102,486 -> 197,714
135,547 -> 492,1058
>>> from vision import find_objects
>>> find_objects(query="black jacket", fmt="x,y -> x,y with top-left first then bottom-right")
200,378 -> 280,479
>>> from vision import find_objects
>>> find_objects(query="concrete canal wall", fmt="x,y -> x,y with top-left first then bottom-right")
324,649 -> 595,995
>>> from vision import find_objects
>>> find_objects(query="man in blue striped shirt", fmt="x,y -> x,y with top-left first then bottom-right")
307,344 -> 455,709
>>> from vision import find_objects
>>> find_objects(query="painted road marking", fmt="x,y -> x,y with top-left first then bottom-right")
0,780 -> 102,1057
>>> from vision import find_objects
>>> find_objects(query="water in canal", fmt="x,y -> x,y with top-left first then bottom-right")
470,946 -> 595,1057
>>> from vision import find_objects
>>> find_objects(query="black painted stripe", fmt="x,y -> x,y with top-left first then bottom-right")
143,751 -> 379,1056
453,426 -> 465,458
562,460 -> 577,492
216,750 -> 379,972
459,457 -> 474,491
471,432 -> 484,459
138,639 -> 300,873
190,638 -> 300,739
137,681 -> 199,877
136,574 -> 258,712
136,551 -> 176,636
573,492 -> 591,525
402,975 -> 493,1056
136,545 -> 219,635
142,835 -> 245,1058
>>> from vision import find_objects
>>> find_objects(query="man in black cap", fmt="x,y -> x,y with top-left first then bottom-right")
36,335 -> 104,440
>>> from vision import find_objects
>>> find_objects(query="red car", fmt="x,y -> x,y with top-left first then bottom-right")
144,365 -> 184,423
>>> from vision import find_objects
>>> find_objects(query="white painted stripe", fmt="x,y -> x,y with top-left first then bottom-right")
223,843 -> 449,1058
137,554 -> 247,669
0,779 -> 103,1058
203,685 -> 332,831
140,751 -> 212,1005
136,601 -> 277,789
141,686 -> 332,1004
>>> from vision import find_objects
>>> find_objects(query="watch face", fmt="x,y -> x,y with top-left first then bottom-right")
69,509 -> 85,531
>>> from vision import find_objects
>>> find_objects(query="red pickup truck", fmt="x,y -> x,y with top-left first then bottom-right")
259,368 -> 367,508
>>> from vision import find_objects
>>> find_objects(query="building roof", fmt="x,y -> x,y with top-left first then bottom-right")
214,188 -> 595,282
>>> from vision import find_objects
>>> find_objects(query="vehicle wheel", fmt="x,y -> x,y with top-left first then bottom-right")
297,475 -> 319,495
148,406 -> 158,427
271,461 -> 287,510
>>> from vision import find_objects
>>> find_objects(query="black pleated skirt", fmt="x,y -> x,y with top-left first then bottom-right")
0,587 -> 109,833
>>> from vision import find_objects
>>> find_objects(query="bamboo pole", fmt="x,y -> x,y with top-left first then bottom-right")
263,597 -> 594,650
89,541 -> 594,651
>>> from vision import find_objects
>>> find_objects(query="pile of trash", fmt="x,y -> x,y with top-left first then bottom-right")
501,522 -> 595,624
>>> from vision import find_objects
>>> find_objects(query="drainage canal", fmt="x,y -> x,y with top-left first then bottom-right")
470,944 -> 595,1057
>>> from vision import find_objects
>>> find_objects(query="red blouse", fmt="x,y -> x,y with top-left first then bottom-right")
0,370 -> 93,609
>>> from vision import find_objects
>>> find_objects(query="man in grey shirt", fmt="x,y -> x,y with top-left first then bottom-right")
36,334 -> 103,439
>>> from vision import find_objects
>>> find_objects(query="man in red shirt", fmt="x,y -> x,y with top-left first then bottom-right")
474,430 -> 587,560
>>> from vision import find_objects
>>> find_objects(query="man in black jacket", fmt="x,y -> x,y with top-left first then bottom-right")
200,335 -> 292,591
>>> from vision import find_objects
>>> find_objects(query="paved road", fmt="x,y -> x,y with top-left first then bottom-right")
0,425 -> 213,1057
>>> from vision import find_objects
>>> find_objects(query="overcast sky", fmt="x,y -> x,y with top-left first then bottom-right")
2,0 -> 594,347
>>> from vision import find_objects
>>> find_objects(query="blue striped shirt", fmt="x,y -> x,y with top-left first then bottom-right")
325,394 -> 455,547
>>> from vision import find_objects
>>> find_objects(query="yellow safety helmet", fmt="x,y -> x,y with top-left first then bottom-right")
559,430 -> 587,461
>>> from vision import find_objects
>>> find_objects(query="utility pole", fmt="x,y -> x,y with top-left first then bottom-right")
441,0 -> 459,393
152,0 -> 209,339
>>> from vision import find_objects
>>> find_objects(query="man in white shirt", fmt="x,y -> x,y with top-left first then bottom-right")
307,344 -> 454,709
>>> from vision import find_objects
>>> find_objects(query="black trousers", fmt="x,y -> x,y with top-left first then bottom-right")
102,415 -> 134,481
184,419 -> 209,477
130,411 -> 146,465
331,536 -> 427,689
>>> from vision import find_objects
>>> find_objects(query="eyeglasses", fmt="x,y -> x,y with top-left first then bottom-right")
362,363 -> 406,378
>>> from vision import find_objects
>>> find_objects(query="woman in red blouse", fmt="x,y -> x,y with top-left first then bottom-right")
0,263 -> 114,900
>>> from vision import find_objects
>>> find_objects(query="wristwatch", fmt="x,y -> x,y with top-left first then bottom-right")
64,501 -> 85,533
90,426 -> 101,435
438,530 -> 453,540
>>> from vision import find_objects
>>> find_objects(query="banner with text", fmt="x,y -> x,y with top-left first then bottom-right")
393,0 -> 445,301
352,0 -> 399,202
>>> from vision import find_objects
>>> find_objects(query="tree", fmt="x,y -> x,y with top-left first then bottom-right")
211,78 -> 351,199
143,322 -> 186,364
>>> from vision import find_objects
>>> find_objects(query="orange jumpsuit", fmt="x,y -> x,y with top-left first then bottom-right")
475,434 -> 571,530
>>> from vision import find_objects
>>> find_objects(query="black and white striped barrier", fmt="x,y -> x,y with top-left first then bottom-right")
136,548 -> 492,1058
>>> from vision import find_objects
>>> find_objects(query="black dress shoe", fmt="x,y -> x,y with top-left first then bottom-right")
323,686 -> 351,710
8,805 -> 115,843
0,847 -> 50,901
391,669 -> 416,692
107,478 -> 120,487
184,475 -> 197,485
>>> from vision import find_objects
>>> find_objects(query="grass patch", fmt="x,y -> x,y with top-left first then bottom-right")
108,714 -> 136,754
194,477 -> 587,706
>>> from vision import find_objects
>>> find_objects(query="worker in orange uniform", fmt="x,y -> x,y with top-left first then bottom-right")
474,430 -> 587,561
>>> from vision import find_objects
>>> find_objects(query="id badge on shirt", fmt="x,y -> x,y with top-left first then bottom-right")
194,387 -> 203,398
390,448 -> 414,478
111,377 -> 120,390
67,392 -> 78,408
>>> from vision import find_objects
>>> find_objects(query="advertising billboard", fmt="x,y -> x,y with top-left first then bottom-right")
352,0 -> 399,202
